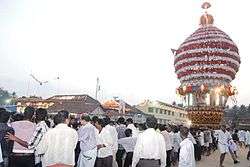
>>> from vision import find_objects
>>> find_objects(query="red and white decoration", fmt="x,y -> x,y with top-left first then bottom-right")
174,25 -> 240,86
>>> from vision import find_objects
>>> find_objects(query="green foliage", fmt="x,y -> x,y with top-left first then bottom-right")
0,88 -> 16,105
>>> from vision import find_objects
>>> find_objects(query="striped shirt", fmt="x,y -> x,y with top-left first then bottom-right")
28,121 -> 49,149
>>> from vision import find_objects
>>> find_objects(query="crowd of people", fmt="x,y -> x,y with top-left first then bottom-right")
0,107 -> 250,167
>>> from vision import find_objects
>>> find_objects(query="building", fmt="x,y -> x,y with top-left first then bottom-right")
16,95 -> 104,116
224,107 -> 250,130
136,100 -> 188,125
102,99 -> 148,123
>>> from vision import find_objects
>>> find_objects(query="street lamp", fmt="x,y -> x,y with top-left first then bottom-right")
5,99 -> 11,104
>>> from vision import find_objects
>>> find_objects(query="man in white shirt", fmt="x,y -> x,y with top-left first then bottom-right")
118,129 -> 137,167
77,115 -> 97,167
197,130 -> 204,155
132,116 -> 166,167
172,126 -> 181,166
126,118 -> 139,137
103,117 -> 118,167
6,108 -> 49,167
95,118 -> 114,167
36,111 -> 78,167
179,126 -> 195,167
217,125 -> 239,167
160,125 -> 172,167
238,130 -> 246,147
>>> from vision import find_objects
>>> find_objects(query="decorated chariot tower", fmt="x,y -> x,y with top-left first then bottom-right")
174,2 -> 240,127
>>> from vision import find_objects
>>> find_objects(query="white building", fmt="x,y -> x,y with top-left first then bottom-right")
136,100 -> 188,125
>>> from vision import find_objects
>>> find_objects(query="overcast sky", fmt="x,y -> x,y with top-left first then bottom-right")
0,0 -> 249,105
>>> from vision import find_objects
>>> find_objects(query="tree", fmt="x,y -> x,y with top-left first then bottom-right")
247,105 -> 250,114
239,104 -> 247,115
0,88 -> 16,105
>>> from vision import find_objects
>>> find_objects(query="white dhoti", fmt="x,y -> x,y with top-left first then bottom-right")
77,148 -> 97,167
218,143 -> 229,154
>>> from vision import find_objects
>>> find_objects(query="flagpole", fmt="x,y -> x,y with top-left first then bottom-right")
95,77 -> 99,100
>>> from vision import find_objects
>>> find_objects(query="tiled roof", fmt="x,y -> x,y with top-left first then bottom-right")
46,94 -> 103,114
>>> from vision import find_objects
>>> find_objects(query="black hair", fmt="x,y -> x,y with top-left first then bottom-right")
53,113 -> 66,125
58,110 -> 69,120
117,117 -> 125,124
0,110 -> 11,123
91,116 -> 99,124
0,108 -> 6,113
180,126 -> 189,138
125,128 -> 132,137
70,118 -> 79,130
126,118 -> 133,124
146,116 -> 157,129
103,117 -> 111,126
23,106 -> 35,120
138,123 -> 147,131
35,108 -> 48,122
97,118 -> 106,128
110,121 -> 115,126
159,125 -> 166,131
12,113 -> 24,122
81,115 -> 91,122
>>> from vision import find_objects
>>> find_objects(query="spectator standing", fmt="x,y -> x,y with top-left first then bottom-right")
77,115 -> 97,167
36,111 -> 78,167
178,126 -> 195,167
160,125 -> 173,167
172,126 -> 181,166
6,108 -> 49,167
118,129 -> 137,167
245,130 -> 250,160
232,130 -> 239,144
103,117 -> 118,166
0,109 -> 14,167
126,118 -> 139,137
116,117 -> 127,167
9,106 -> 36,167
132,116 -> 166,167
198,130 -> 205,155
238,130 -> 246,147
95,119 -> 114,167
203,128 -> 211,156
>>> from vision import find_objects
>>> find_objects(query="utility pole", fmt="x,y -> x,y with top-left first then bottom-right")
95,77 -> 100,100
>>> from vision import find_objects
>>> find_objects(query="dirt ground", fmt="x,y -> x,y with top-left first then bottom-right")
196,147 -> 250,167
